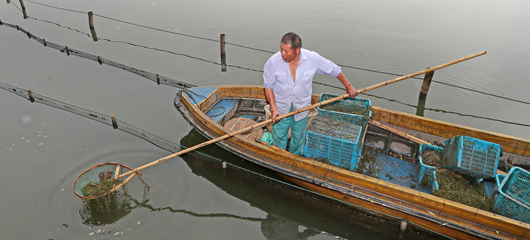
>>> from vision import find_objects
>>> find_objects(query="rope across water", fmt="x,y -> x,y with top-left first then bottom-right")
7,0 -> 530,106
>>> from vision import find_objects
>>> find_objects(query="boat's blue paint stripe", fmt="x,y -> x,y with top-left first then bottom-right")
208,99 -> 238,122
185,87 -> 218,105
238,114 -> 255,119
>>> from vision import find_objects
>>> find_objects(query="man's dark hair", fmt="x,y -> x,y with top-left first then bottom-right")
281,32 -> 302,50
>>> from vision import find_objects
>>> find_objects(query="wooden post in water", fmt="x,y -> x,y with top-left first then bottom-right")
88,12 -> 98,42
19,0 -> 27,19
398,219 -> 408,239
416,68 -> 435,117
7,0 -> 10,4
220,34 -> 227,72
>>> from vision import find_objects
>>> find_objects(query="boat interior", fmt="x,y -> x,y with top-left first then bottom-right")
182,86 -> 499,198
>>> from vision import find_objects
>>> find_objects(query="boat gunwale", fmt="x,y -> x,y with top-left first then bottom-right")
176,85 -> 530,240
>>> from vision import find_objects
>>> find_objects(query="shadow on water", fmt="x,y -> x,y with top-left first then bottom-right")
80,188 -> 319,239
79,187 -> 140,227
77,128 -> 446,239
178,129 -> 446,240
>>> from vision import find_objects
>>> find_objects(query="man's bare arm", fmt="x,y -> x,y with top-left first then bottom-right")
264,88 -> 279,123
336,72 -> 358,98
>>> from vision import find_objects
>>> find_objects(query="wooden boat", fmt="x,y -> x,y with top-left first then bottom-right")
174,85 -> 530,240
179,129 -> 440,239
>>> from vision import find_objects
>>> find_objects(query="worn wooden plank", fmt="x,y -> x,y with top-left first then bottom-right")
372,106 -> 530,157
285,175 -> 485,240
375,181 -> 444,217
473,209 -> 529,239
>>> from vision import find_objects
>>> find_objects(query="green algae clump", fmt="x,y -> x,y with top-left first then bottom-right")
433,169 -> 493,212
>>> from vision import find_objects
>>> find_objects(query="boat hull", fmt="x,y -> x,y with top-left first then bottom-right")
175,85 -> 530,240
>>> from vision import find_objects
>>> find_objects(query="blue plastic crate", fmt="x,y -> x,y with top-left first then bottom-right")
302,109 -> 366,170
318,93 -> 372,119
494,170 -> 530,224
498,167 -> 530,207
442,136 -> 501,179
418,143 -> 442,190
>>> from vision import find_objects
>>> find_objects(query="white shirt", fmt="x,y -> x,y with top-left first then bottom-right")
263,48 -> 342,121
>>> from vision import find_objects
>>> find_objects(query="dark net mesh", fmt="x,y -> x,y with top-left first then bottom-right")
33,92 -> 114,125
68,48 -> 100,62
0,82 -> 30,99
116,119 -> 180,153
1,22 -> 195,90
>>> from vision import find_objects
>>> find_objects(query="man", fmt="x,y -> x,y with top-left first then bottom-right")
263,32 -> 358,155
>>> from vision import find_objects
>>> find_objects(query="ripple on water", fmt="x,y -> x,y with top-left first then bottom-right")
41,147 -> 191,238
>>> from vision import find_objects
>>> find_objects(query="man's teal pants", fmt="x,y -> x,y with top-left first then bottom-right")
272,104 -> 308,156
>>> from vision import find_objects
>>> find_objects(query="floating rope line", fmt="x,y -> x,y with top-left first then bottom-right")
28,16 -> 92,37
0,21 -> 195,89
13,0 -> 530,106
0,80 -> 181,153
315,81 -> 530,128
25,0 -> 86,14
10,1 -> 530,107
1,21 -> 528,129
8,0 -> 23,12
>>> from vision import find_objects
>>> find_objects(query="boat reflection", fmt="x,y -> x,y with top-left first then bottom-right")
78,129 -> 439,239
179,129 -> 440,240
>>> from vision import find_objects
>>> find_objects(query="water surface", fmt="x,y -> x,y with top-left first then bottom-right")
1,0 -> 529,239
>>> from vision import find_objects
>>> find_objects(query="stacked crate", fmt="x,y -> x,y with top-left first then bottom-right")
418,143 -> 443,190
442,135 -> 501,179
302,94 -> 371,170
494,167 -> 530,224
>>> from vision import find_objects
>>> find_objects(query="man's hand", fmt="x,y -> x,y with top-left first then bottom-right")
336,72 -> 358,98
271,107 -> 279,124
264,88 -> 280,124
346,85 -> 359,99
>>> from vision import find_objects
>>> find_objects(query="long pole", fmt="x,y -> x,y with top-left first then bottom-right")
88,12 -> 98,42
116,51 -> 487,179
19,0 -> 27,19
220,34 -> 227,72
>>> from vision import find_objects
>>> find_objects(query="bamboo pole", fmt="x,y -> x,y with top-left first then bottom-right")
114,51 -> 487,180
18,0 -> 25,10
419,68 -> 435,97
416,68 -> 435,116
19,0 -> 27,19
220,34 -> 226,72
369,120 -> 430,145
416,97 -> 427,117
111,116 -> 118,129
114,165 -> 121,179
88,12 -> 98,42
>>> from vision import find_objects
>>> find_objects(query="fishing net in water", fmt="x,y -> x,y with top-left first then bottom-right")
73,163 -> 134,199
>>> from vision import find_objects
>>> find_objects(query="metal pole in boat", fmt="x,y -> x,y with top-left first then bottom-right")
88,12 -> 98,42
220,34 -> 227,72
416,67 -> 435,116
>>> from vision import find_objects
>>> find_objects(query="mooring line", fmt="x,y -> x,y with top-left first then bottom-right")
10,1 -> 530,106
1,21 -> 529,128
